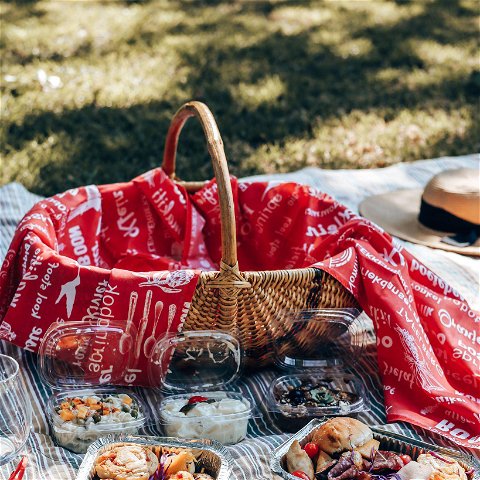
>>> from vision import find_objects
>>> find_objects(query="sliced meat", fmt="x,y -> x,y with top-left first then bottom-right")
328,452 -> 363,479
369,450 -> 405,472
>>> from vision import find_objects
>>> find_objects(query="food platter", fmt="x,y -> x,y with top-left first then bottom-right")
75,434 -> 234,480
271,418 -> 479,480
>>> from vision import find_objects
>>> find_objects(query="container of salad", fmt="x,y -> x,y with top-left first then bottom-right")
38,321 -> 148,453
266,308 -> 370,432
148,330 -> 256,445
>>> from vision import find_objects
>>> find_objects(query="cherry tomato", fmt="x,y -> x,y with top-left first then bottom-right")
303,442 -> 319,459
188,396 -> 209,404
399,454 -> 412,465
291,471 -> 310,480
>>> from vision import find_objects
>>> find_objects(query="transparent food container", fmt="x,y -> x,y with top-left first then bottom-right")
149,330 -> 255,444
160,391 -> 252,445
39,321 -> 147,453
269,372 -> 368,432
267,308 -> 369,432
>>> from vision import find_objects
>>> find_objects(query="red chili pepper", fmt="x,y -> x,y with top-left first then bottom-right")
8,456 -> 28,480
399,454 -> 411,465
188,395 -> 209,404
291,471 -> 310,480
303,442 -> 319,459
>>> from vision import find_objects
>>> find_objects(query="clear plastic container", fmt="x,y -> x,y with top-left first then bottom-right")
149,330 -> 254,444
48,388 -> 146,453
272,308 -> 365,369
39,321 -> 148,453
267,308 -> 370,432
268,372 -> 369,432
159,391 -> 252,444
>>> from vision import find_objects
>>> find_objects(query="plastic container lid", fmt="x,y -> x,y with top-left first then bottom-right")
266,308 -> 369,431
38,321 -> 136,389
271,308 -> 363,369
148,330 -> 243,393
39,323 -> 243,395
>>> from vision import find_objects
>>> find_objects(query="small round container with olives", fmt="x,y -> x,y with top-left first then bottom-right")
267,308 -> 370,431
268,373 -> 369,432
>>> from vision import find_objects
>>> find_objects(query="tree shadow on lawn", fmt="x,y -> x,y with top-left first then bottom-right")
4,0 -> 479,195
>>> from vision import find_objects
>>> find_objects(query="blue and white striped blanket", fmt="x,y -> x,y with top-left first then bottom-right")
0,154 -> 478,479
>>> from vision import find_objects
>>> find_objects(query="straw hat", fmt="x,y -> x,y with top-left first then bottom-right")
359,168 -> 480,256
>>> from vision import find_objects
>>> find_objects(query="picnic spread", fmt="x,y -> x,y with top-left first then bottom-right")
0,103 -> 479,480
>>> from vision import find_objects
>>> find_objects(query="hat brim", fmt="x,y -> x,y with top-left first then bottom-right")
359,189 -> 480,257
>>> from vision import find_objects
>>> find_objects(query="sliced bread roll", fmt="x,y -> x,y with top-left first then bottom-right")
312,418 -> 373,455
95,444 -> 159,480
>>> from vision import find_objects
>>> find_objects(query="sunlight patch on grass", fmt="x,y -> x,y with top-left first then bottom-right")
334,38 -> 373,59
270,6 -> 333,35
411,39 -> 478,69
233,75 -> 286,109
333,0 -> 424,26
244,107 -> 475,173
371,67 -> 468,93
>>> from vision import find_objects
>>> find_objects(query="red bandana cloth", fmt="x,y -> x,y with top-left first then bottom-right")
0,168 -> 478,449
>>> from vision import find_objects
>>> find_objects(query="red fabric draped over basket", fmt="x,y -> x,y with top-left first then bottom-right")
0,168 -> 478,449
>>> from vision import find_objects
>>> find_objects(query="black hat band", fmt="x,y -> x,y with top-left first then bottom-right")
418,197 -> 479,247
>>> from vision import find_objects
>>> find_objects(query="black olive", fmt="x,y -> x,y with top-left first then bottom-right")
287,389 -> 306,405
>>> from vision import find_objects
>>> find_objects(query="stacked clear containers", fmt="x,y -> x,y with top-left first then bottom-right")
39,322 -> 254,451
148,330 -> 255,445
267,308 -> 370,432
38,309 -> 366,451
38,321 -> 148,453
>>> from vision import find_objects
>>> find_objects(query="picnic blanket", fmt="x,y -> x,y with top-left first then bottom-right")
0,154 -> 479,480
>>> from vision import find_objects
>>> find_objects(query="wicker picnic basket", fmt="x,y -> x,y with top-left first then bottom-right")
162,102 -> 359,366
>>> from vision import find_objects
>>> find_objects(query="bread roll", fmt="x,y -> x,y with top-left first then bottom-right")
95,444 -> 159,480
311,417 -> 373,455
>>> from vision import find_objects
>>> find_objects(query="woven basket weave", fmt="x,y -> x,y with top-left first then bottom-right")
162,101 -> 359,367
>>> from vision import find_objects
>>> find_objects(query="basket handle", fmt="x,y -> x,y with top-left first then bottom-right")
162,101 -> 238,268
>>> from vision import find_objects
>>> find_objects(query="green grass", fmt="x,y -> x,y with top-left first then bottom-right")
1,0 -> 479,196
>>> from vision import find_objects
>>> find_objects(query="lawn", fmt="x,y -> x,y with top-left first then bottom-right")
1,0 -> 479,196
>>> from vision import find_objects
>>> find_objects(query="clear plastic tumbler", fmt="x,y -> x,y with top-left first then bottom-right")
0,354 -> 31,466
